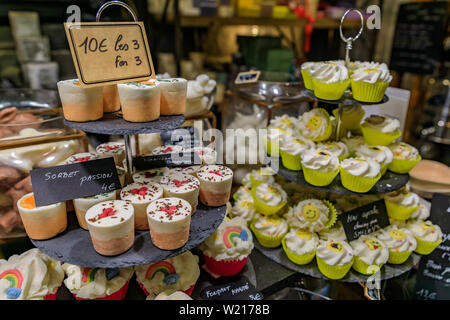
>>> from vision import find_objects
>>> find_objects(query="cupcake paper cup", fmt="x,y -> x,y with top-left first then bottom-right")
250,223 -> 286,248
74,281 -> 130,300
388,156 -> 421,174
321,199 -> 338,229
301,70 -> 314,90
384,200 -> 418,221
252,190 -> 286,216
281,237 -> 316,265
316,257 -> 353,280
361,126 -> 401,146
43,290 -> 59,300
312,79 -> 350,101
380,163 -> 389,176
340,168 -> 381,193
352,257 -> 383,275
387,249 -> 412,265
351,80 -> 389,103
264,136 -> 280,157
414,237 -> 442,255
203,254 -> 248,277
280,150 -> 302,171
301,164 -> 339,187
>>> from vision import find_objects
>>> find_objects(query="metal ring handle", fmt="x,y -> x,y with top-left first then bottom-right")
339,8 -> 364,44
96,0 -> 138,22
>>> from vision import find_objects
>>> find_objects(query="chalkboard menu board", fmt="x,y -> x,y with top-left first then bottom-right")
414,194 -> 450,300
201,276 -> 263,300
390,2 -> 447,75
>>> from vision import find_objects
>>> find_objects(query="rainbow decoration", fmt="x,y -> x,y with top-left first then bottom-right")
0,269 -> 23,299
145,261 -> 176,280
82,268 -> 98,283
223,227 -> 248,249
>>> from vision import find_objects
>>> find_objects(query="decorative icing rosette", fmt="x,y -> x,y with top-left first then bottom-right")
355,144 -> 393,175
231,197 -> 256,223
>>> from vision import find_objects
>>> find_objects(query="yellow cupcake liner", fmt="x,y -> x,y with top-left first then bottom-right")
361,125 -> 401,146
351,79 -> 389,103
280,149 -> 302,171
387,249 -> 412,264
312,79 -> 350,101
281,237 -> 316,265
264,136 -> 280,157
252,189 -> 287,216
321,199 -> 338,230
380,163 -> 389,176
384,200 -> 418,221
388,156 -> 421,174
352,257 -> 383,275
340,168 -> 381,193
301,164 -> 339,187
414,237 -> 442,255
316,257 -> 353,280
301,70 -> 314,90
250,223 -> 286,248
332,108 -> 365,131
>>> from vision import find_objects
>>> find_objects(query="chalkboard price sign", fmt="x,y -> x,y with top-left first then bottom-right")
201,276 -> 263,300
414,193 -> 450,300
390,2 -> 447,75
340,200 -> 390,242
30,158 -> 121,206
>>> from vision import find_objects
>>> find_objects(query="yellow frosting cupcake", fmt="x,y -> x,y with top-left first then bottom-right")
311,63 -> 350,100
280,135 -> 315,171
252,183 -> 287,216
384,189 -> 419,221
351,67 -> 392,103
355,145 -> 393,175
301,148 -> 340,187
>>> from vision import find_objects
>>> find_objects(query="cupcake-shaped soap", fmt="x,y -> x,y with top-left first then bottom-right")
265,115 -> 297,156
135,251 -> 200,298
73,191 -> 116,230
249,167 -> 276,188
317,141 -> 349,161
406,220 -> 442,255
350,236 -> 388,275
374,225 -> 417,264
252,183 -> 287,216
85,200 -> 134,256
199,217 -> 253,276
340,157 -> 381,193
120,182 -> 163,230
158,78 -> 187,115
300,61 -> 321,90
197,165 -> 233,207
298,108 -> 332,142
282,228 -> 318,265
250,214 -> 288,248
384,190 -> 419,220
0,248 -> 64,300
96,142 -> 125,166
301,148 -> 339,186
233,185 -> 252,202
361,115 -> 401,146
231,197 -> 256,223
62,264 -> 133,300
146,197 -> 192,250
117,81 -> 161,122
318,221 -> 347,241
159,174 -> 200,213
102,84 -> 120,113
280,135 -> 315,171
316,239 -> 354,280
388,142 -> 421,174
312,63 -> 350,100
190,146 -> 217,165
285,199 -> 337,232
356,145 -> 393,175
351,67 -> 392,103
133,167 -> 169,183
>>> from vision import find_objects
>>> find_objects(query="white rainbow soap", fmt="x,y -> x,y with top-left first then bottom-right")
85,200 -> 134,256
159,174 -> 200,213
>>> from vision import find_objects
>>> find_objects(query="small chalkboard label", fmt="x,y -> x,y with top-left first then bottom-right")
201,276 -> 263,300
235,70 -> 261,84
340,200 -> 390,242
414,193 -> 450,300
133,152 -> 202,170
30,158 -> 121,206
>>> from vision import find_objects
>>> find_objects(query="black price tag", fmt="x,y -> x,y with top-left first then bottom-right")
340,200 -> 390,242
133,152 -> 202,170
30,158 -> 121,206
414,193 -> 450,300
201,276 -> 263,300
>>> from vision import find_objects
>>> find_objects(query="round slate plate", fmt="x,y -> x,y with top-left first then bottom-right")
254,242 -> 420,283
64,113 -> 185,135
302,89 -> 389,106
277,162 -> 409,195
31,203 -> 225,268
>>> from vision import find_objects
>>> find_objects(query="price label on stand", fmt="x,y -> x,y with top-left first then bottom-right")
64,22 -> 155,87
414,193 -> 450,300
340,200 -> 390,242
234,70 -> 261,84
30,158 -> 121,206
201,276 -> 263,300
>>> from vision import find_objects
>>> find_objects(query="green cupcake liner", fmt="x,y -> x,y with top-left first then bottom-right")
388,156 -> 421,174
316,256 -> 353,280
301,69 -> 314,90
340,168 -> 381,193
384,200 -> 417,221
352,257 -> 383,275
250,222 -> 286,248
387,249 -> 412,264
351,79 -> 389,103
361,125 -> 401,146
301,164 -> 339,187
414,237 -> 442,255
312,79 -> 350,101
281,237 -> 316,265
280,149 -> 302,171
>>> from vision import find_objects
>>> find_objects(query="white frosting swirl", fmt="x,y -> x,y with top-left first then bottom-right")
385,191 -> 419,208
406,220 -> 442,243
363,115 -> 400,133
250,167 -> 276,184
351,67 -> 392,84
340,157 -> 381,178
356,145 -> 393,165
231,198 -> 256,222
341,136 -> 365,154
316,239 -> 354,266
252,214 -> 288,237
350,236 -> 389,265
374,226 -> 417,252
285,199 -> 331,232
269,115 -> 298,131
410,202 -> 430,220
233,186 -> 252,201
254,183 -> 287,207
284,228 -> 319,256
301,148 -> 339,172
388,142 -> 420,160
317,142 -> 349,159
319,221 -> 347,241
311,63 -> 349,83
298,109 -> 330,140
280,135 -> 315,156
